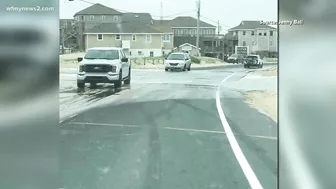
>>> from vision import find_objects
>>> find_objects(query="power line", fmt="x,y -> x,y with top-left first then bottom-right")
200,15 -> 232,29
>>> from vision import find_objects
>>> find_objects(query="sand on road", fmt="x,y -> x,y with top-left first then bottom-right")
243,67 -> 277,122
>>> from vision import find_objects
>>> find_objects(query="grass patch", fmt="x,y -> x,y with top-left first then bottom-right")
190,56 -> 201,64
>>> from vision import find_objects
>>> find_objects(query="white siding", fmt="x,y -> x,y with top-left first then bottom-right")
237,29 -> 277,53
129,49 -> 162,57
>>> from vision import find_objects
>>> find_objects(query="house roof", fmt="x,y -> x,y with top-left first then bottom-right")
74,3 -> 121,16
179,43 -> 200,49
121,13 -> 152,24
151,20 -> 173,33
85,22 -> 164,34
170,16 -> 216,28
228,20 -> 276,31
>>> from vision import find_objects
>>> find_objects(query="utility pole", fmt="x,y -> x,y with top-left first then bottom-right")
196,0 -> 200,57
160,0 -> 163,24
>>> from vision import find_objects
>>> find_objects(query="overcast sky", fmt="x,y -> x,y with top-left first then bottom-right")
60,0 -> 277,33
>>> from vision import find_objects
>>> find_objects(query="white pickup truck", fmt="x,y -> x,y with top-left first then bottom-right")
76,47 -> 131,89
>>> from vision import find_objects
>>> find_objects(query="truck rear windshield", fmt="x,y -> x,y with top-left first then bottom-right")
246,56 -> 258,60
84,49 -> 119,60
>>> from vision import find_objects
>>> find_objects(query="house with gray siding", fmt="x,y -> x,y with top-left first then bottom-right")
152,17 -> 225,59
227,21 -> 277,57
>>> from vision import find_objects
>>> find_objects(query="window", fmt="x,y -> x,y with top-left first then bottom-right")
138,51 -> 142,55
132,35 -> 136,41
75,16 -> 79,21
270,31 -> 273,36
163,34 -> 170,42
233,32 -> 236,36
191,29 -> 196,35
264,32 -> 267,36
97,34 -> 103,40
251,31 -> 254,35
209,29 -> 213,35
129,51 -> 132,56
150,51 -> 154,57
115,34 -> 121,40
80,16 -> 84,20
84,49 -> 119,60
174,29 -> 178,34
259,33 -> 262,36
90,15 -> 94,21
101,15 -> 106,20
146,34 -> 151,43
243,31 -> 246,35
113,16 -> 118,22
243,41 -> 246,46
167,53 -> 185,60
183,29 -> 188,35
204,29 -> 208,35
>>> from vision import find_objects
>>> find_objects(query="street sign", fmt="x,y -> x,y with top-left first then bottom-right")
235,46 -> 249,55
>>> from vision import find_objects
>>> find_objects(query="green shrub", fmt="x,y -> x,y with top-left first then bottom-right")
190,56 -> 201,64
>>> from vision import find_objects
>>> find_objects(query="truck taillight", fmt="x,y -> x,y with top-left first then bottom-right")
110,65 -> 117,72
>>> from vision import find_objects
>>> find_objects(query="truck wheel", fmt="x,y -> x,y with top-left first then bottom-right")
77,82 -> 84,89
114,70 -> 122,88
124,67 -> 131,84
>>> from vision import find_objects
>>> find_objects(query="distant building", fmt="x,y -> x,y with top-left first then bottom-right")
73,3 -> 173,56
227,20 -> 277,57
59,19 -> 77,52
152,16 -> 225,59
173,43 -> 200,56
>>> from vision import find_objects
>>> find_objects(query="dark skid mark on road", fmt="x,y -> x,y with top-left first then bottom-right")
172,99 -> 219,118
138,104 -> 169,189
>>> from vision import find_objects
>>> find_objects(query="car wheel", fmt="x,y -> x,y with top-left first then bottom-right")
182,65 -> 186,71
187,65 -> 191,71
165,68 -> 168,71
114,70 -> 122,88
124,67 -> 131,84
77,82 -> 85,89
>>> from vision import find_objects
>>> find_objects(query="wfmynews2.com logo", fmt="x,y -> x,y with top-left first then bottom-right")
6,6 -> 55,12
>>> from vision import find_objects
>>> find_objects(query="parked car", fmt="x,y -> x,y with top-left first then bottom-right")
76,47 -> 131,89
244,54 -> 263,68
227,54 -> 244,63
164,52 -> 191,71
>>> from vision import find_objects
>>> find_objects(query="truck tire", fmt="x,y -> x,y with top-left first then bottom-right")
77,82 -> 84,89
114,70 -> 122,88
124,67 -> 131,84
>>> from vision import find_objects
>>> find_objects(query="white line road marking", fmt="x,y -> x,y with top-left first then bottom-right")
67,122 -> 276,140
216,73 -> 263,189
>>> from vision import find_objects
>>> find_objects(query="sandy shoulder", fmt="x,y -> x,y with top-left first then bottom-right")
251,66 -> 277,77
243,90 -> 277,122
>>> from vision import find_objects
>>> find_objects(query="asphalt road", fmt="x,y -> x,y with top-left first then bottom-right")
60,65 -> 277,189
